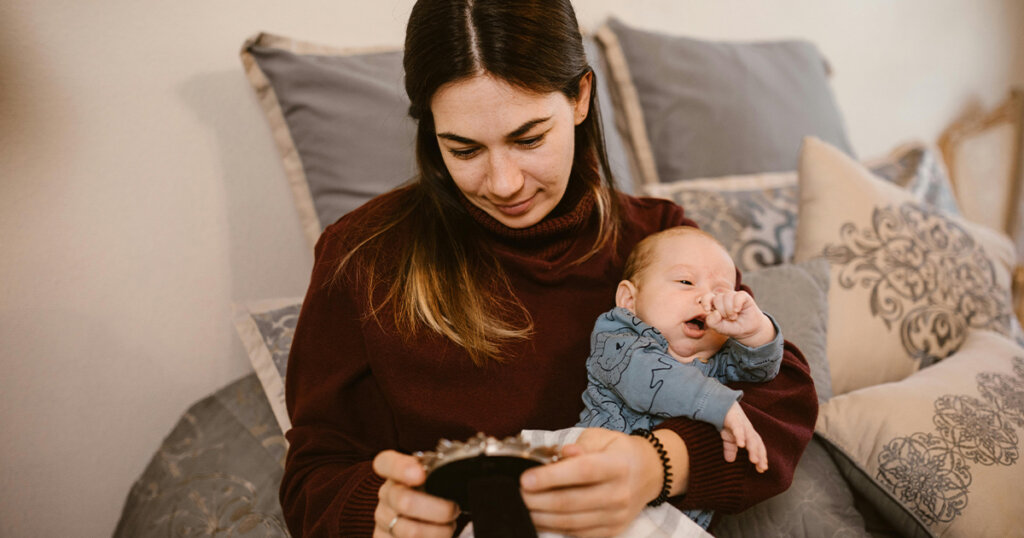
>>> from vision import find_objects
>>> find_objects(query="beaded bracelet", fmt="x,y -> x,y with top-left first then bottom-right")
630,428 -> 673,507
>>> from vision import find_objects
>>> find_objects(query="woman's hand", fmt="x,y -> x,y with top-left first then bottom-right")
371,450 -> 460,537
519,428 -> 671,537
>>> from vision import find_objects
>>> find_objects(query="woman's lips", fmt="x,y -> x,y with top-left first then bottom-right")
494,195 -> 535,216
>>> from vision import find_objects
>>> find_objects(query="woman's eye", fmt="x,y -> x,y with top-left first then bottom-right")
516,135 -> 543,148
449,147 -> 480,159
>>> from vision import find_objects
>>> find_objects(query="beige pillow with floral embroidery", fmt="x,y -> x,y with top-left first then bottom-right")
794,137 -> 1021,395
816,329 -> 1024,537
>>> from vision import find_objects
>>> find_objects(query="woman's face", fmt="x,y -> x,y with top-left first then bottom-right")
430,74 -> 591,229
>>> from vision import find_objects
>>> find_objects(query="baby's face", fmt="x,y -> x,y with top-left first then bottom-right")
621,233 -> 736,363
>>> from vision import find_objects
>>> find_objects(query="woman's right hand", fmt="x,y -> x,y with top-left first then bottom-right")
372,450 -> 460,537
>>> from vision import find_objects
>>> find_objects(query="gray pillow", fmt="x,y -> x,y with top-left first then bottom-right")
715,260 -> 865,537
714,437 -> 870,537
602,18 -> 854,184
741,258 -> 832,402
241,33 -> 637,249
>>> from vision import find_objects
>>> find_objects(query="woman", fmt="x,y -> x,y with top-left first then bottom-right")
280,1 -> 818,536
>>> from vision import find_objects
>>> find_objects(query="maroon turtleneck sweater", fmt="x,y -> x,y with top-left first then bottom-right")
280,182 -> 817,537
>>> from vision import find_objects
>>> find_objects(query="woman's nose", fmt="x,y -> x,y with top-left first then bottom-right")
486,150 -> 524,199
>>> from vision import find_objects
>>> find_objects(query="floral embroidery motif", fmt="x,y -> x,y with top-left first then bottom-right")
874,357 -> 1024,527
976,371 -> 1024,428
824,202 -> 1014,366
671,186 -> 798,272
932,395 -> 1018,466
877,432 -> 970,525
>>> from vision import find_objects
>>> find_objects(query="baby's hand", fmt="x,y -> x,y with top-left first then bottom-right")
721,402 -> 768,473
698,290 -> 773,346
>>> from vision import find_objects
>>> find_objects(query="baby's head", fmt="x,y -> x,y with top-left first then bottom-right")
617,227 -> 737,363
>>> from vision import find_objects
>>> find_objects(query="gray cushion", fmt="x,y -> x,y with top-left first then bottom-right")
717,261 -> 867,536
715,437 -> 870,537
246,44 -> 417,231
742,258 -> 832,403
606,17 -> 854,183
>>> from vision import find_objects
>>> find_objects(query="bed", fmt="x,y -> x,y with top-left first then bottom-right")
114,18 -> 1024,537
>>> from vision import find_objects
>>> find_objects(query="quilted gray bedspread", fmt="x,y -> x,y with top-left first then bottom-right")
114,374 -> 290,537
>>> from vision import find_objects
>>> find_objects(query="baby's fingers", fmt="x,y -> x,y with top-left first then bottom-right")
746,431 -> 769,473
720,430 -> 738,463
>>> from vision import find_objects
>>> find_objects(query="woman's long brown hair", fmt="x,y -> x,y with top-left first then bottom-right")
335,0 -> 622,364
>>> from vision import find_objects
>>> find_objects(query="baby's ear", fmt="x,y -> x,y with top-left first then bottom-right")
615,280 -> 637,309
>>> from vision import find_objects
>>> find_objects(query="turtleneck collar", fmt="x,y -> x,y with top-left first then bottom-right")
459,175 -> 593,240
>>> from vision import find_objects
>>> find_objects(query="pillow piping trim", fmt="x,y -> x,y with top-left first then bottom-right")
645,171 -> 797,198
240,33 -> 323,251
594,24 -> 660,188
231,300 -> 293,434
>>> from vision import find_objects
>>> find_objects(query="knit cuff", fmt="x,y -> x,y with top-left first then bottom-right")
656,418 -> 746,512
338,463 -> 386,535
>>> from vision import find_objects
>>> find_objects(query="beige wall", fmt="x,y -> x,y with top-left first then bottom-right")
1,0 -> 1021,535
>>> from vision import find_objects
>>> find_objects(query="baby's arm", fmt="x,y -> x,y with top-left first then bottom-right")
699,290 -> 775,348
700,292 -> 784,383
722,402 -> 768,473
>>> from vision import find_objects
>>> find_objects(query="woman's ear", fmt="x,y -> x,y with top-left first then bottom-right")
615,279 -> 637,310
573,71 -> 593,125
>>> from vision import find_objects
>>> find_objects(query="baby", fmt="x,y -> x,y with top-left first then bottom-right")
576,226 -> 783,526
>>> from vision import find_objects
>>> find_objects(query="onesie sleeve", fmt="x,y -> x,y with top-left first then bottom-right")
591,340 -> 742,431
705,313 -> 783,383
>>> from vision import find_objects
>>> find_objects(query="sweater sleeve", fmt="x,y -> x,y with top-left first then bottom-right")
279,224 -> 390,537
655,340 -> 817,515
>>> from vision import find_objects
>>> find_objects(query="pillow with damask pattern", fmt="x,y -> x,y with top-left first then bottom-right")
816,329 -> 1024,537
794,137 -> 1022,396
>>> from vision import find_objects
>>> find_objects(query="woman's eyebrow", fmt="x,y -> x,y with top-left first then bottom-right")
436,116 -> 552,144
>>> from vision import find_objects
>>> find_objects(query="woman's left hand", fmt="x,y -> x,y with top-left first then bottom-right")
518,428 -> 665,537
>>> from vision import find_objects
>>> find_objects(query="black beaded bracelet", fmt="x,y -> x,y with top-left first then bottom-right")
631,428 -> 673,507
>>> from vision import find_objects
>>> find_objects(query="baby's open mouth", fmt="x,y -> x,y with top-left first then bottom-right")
685,316 -> 706,331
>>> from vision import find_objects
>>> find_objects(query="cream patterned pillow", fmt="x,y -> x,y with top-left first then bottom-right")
794,137 -> 1020,395
816,329 -> 1024,537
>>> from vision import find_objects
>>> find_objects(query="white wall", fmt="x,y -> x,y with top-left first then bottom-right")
1,1 -> 1021,535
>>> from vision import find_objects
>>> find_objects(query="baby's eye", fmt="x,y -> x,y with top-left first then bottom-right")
515,135 -> 544,148
678,280 -> 693,286
448,147 -> 480,159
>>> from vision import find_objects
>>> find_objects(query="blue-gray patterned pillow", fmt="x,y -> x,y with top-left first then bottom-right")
233,298 -> 302,433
